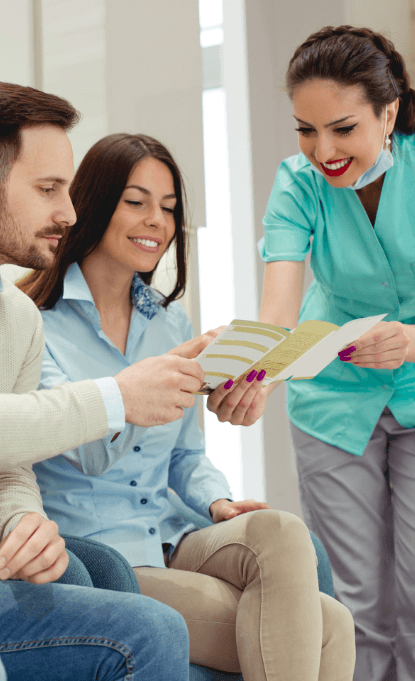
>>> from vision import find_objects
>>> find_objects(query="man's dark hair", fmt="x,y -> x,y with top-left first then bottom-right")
0,82 -> 80,182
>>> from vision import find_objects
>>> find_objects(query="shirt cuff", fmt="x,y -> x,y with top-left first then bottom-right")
93,376 -> 126,436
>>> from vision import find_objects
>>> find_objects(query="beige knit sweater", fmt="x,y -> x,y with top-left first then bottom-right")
0,274 -> 109,539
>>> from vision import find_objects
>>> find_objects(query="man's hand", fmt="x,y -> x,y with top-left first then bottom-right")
168,326 -> 226,360
209,498 -> 272,523
115,354 -> 205,427
207,371 -> 278,426
338,321 -> 411,369
0,513 -> 69,584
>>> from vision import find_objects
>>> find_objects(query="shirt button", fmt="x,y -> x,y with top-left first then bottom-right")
130,480 -> 137,486
382,282 -> 388,287
134,446 -> 141,452
141,498 -> 148,504
149,527 -> 156,535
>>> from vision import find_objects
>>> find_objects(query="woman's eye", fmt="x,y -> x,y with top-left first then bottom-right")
335,125 -> 356,136
162,207 -> 175,214
295,127 -> 314,136
40,187 -> 54,194
125,200 -> 142,206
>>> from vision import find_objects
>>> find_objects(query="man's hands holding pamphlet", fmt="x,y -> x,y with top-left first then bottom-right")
114,326 -> 225,428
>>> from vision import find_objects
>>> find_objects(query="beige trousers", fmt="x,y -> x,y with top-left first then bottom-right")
133,510 -> 355,681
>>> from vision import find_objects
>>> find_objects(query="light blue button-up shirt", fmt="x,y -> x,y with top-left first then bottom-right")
258,132 -> 415,456
33,263 -> 232,567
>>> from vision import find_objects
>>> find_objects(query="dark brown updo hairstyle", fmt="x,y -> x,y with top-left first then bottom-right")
17,133 -> 188,310
286,25 -> 415,134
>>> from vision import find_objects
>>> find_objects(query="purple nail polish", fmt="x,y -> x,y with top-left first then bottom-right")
246,370 -> 258,382
339,346 -> 356,357
257,370 -> 266,381
340,357 -> 352,362
224,379 -> 234,390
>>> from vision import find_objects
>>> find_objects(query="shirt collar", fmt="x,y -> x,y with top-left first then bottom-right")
62,262 -> 161,320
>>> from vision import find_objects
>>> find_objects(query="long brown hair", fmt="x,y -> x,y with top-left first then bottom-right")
286,25 -> 415,134
17,133 -> 188,309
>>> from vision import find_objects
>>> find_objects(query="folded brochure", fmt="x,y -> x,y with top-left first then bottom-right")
196,314 -> 387,394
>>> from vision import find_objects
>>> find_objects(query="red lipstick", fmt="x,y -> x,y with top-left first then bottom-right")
320,158 -> 353,177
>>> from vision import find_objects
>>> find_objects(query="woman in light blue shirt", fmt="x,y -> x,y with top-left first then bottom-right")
219,25 -> 415,681
17,133 -> 355,681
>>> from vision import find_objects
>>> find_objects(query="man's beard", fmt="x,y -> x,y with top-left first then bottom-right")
0,190 -> 53,270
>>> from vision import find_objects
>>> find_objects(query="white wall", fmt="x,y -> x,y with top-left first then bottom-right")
105,0 -> 205,331
0,0 -> 34,85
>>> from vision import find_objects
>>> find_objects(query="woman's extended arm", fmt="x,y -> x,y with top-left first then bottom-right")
259,260 -> 305,329
207,260 -> 305,424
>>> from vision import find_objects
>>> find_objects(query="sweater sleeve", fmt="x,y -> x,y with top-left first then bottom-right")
0,466 -> 47,541
0,283 -> 109,467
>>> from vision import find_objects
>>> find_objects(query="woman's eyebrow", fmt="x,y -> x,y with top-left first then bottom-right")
125,184 -> 176,199
293,115 -> 356,127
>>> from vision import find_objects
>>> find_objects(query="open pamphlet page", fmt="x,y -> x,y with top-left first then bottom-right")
196,314 -> 387,394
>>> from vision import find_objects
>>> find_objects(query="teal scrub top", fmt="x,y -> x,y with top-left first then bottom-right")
258,132 -> 415,456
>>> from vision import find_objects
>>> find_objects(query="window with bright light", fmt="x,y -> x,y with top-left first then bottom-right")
198,0 -> 243,500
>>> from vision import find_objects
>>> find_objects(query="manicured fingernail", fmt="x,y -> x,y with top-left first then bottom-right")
224,379 -> 234,390
257,370 -> 266,381
246,370 -> 258,382
339,356 -> 351,362
338,346 -> 356,357
0,568 -> 10,579
227,510 -> 237,517
0,557 -> 6,567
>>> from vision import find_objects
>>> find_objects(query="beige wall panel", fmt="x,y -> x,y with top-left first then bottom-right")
40,0 -> 108,169
105,0 -> 206,230
0,0 -> 33,85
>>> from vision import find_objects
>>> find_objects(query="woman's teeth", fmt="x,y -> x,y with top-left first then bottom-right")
129,237 -> 159,247
321,158 -> 352,170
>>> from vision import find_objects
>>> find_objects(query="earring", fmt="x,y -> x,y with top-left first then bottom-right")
385,134 -> 391,149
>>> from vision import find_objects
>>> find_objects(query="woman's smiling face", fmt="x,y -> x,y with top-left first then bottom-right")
95,156 -> 177,274
292,79 -> 397,188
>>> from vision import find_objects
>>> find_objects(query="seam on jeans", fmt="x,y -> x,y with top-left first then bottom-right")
0,636 -> 135,679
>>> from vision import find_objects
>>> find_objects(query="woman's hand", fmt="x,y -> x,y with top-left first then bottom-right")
207,372 -> 278,426
168,326 -> 226,360
209,498 -> 272,523
0,513 -> 69,584
338,321 -> 411,369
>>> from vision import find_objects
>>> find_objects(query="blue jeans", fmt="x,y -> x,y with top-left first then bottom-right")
0,580 -> 189,681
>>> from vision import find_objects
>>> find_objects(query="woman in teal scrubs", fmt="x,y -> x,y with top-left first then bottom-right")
208,25 -> 415,681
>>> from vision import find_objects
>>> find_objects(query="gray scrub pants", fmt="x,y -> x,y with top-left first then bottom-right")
290,407 -> 415,681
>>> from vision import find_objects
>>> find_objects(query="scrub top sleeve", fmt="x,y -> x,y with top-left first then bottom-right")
258,161 -> 316,263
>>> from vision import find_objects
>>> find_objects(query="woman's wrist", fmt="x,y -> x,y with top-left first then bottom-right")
403,324 -> 415,362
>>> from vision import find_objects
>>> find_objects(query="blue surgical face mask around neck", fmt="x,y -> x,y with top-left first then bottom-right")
347,145 -> 393,190
308,107 -> 394,190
